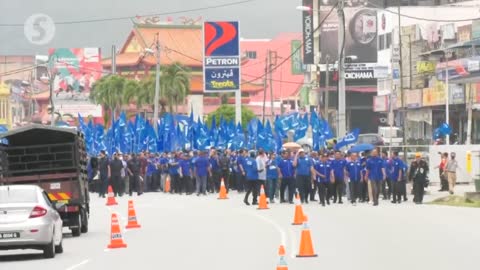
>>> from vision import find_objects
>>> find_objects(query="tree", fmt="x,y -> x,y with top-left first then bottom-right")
122,79 -> 142,109
207,105 -> 256,130
161,63 -> 190,114
90,75 -> 126,124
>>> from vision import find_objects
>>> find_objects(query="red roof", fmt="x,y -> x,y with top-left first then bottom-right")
240,33 -> 305,102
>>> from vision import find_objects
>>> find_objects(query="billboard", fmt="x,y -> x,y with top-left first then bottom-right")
319,3 -> 377,64
48,48 -> 103,117
291,40 -> 304,75
203,21 -> 241,92
302,0 -> 314,64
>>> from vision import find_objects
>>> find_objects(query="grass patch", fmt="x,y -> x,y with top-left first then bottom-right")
429,195 -> 480,208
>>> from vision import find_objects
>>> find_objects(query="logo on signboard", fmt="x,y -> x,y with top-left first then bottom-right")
204,22 -> 239,57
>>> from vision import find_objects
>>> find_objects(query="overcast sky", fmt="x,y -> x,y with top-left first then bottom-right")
0,0 -> 302,56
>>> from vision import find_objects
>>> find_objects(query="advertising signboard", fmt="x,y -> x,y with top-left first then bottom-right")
203,21 -> 241,92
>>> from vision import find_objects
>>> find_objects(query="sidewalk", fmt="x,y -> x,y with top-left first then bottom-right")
423,183 -> 476,202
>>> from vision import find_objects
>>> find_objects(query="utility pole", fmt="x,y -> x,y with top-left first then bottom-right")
153,33 -> 161,133
269,50 -> 276,119
262,53 -> 269,124
324,55 -> 330,120
467,82 -> 473,144
445,52 -> 450,145
337,0 -> 346,137
397,2 -> 407,157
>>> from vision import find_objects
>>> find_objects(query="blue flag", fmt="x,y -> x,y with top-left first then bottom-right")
335,128 -> 360,150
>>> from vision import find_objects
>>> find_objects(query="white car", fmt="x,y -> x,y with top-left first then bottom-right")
0,185 -> 63,258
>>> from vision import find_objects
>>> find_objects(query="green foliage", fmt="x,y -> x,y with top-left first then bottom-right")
207,105 -> 256,130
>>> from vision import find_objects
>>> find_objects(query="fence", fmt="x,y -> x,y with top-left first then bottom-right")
377,144 -> 479,184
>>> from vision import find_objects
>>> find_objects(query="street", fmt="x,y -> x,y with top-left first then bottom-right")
1,187 -> 479,270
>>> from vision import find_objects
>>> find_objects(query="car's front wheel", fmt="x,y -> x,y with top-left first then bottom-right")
43,238 -> 55,259
55,239 -> 63,254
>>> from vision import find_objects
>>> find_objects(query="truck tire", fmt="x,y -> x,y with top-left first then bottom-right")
55,240 -> 64,254
80,208 -> 88,233
71,213 -> 81,237
43,237 -> 55,259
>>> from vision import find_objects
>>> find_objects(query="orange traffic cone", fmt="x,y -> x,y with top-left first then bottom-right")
292,193 -> 305,225
164,177 -> 171,193
296,215 -> 317,258
217,178 -> 228,199
107,213 -> 127,249
257,184 -> 269,210
125,200 -> 141,229
106,185 -> 118,206
276,245 -> 288,270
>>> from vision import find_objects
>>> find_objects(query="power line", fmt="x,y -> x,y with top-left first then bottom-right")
0,0 -> 258,27
368,1 -> 480,22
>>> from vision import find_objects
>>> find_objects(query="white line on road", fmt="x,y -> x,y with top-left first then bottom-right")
244,210 -> 287,246
288,227 -> 297,259
65,259 -> 90,270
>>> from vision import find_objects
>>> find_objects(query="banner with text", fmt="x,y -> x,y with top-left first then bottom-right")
302,0 -> 314,64
203,21 -> 240,92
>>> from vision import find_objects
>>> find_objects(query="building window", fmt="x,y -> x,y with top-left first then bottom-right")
386,33 -> 392,49
245,51 -> 257,59
378,34 -> 385,50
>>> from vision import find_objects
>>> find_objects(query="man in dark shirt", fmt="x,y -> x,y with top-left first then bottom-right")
109,152 -> 124,197
98,150 -> 110,198
127,153 -> 142,196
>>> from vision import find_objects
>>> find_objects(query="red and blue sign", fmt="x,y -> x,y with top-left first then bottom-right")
203,21 -> 240,92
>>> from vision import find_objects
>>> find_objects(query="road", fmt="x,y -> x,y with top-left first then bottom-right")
1,186 -> 479,270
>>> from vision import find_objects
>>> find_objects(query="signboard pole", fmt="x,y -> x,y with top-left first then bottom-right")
445,57 -> 450,145
337,0 -> 346,137
153,35 -> 161,134
324,55 -> 330,120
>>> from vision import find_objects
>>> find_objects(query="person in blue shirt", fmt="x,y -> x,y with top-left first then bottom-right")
178,153 -> 193,195
168,152 -> 180,194
345,153 -> 363,205
266,152 -> 280,203
331,151 -> 347,204
360,152 -> 369,202
194,151 -> 211,196
159,153 -> 169,192
390,151 -> 404,204
236,150 -> 247,192
309,152 -> 320,202
381,151 -> 393,200
244,151 -> 260,205
366,149 -> 386,206
293,149 -> 314,204
313,153 -> 334,206
229,151 -> 238,191
209,150 -> 220,193
278,150 -> 295,204
145,153 -> 157,192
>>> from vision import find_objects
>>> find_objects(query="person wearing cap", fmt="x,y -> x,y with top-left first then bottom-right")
293,149 -> 314,204
345,153 -> 363,205
314,153 -> 334,206
278,150 -> 295,203
409,152 -> 429,204
444,152 -> 458,195
331,151 -> 347,204
365,149 -> 386,206
244,151 -> 260,205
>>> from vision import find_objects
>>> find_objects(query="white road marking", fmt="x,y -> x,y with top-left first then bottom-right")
288,227 -> 297,259
65,259 -> 90,270
243,210 -> 287,246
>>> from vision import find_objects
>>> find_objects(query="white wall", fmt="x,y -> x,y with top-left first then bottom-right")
428,145 -> 480,184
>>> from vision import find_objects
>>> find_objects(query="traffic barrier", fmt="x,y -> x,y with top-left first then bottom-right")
125,200 -> 141,229
106,185 -> 118,206
296,215 -> 317,258
218,178 -> 228,199
165,177 -> 171,193
107,213 -> 127,249
292,193 -> 305,225
276,245 -> 288,270
257,184 -> 269,210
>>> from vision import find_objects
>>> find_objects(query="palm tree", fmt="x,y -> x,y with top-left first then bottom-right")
123,79 -> 142,109
161,63 -> 190,114
90,75 -> 126,124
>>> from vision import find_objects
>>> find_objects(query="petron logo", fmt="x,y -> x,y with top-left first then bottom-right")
204,22 -> 239,57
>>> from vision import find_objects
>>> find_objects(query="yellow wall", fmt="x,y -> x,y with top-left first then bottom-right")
0,83 -> 11,128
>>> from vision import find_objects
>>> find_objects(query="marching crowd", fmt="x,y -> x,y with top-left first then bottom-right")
87,146 -> 432,206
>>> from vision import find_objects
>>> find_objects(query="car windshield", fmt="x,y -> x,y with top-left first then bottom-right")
0,188 -> 38,204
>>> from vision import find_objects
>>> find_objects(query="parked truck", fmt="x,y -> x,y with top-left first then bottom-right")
0,125 -> 89,237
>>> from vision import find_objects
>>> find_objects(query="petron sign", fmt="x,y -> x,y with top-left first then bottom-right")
203,21 -> 241,92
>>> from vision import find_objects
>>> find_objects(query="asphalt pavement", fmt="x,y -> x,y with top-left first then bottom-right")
1,184 -> 479,270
